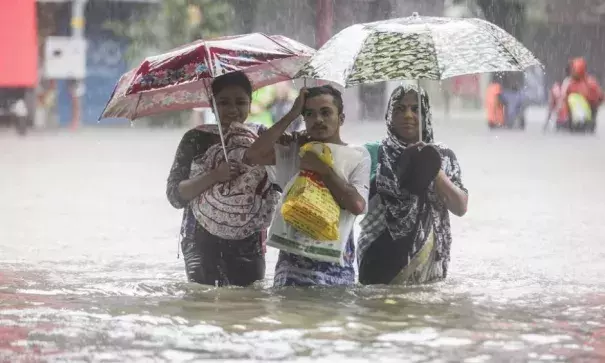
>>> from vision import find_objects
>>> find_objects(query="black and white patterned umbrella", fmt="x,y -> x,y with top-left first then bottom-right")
295,13 -> 543,87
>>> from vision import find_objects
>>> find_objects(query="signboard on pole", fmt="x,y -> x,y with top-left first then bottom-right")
44,36 -> 88,79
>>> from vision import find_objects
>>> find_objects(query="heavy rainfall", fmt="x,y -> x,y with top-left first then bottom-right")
1,0 -> 604,362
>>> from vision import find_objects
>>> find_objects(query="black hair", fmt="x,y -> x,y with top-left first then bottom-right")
305,85 -> 344,114
211,71 -> 252,99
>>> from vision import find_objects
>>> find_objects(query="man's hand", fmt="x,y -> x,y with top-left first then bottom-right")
244,88 -> 309,166
287,88 -> 308,118
213,161 -> 244,182
300,151 -> 331,176
278,130 -> 310,146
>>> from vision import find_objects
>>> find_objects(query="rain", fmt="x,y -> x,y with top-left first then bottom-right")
1,0 -> 605,362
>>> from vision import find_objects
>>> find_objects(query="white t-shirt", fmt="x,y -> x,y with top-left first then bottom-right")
265,142 -> 371,264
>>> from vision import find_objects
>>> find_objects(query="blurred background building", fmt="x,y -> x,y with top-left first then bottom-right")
1,0 -> 603,128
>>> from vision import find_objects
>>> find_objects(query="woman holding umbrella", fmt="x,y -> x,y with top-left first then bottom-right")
357,84 -> 468,285
166,71 -> 281,287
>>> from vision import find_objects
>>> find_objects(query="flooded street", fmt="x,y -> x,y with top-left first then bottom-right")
1,110 -> 605,362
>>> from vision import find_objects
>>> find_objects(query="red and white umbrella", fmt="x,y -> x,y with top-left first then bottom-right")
100,33 -> 314,120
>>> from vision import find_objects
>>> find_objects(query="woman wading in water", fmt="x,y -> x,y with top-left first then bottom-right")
166,71 -> 281,287
358,84 -> 468,285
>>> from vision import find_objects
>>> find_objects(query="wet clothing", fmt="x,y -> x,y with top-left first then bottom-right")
266,142 -> 371,287
565,76 -> 603,110
166,124 -> 275,287
189,124 -> 279,240
180,227 -> 265,286
357,84 -> 468,285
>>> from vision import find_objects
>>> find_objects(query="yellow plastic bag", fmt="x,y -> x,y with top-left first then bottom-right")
568,93 -> 593,125
280,142 -> 341,241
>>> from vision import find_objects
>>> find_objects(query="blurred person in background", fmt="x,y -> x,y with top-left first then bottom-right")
563,57 -> 603,132
547,58 -> 603,133
485,72 -> 526,129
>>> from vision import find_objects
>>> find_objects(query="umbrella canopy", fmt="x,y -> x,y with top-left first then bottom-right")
295,13 -> 543,87
100,33 -> 315,120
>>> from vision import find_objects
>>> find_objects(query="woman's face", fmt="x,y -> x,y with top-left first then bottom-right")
214,85 -> 251,126
390,91 -> 420,143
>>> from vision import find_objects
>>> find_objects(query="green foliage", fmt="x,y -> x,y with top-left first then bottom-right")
107,0 -> 235,67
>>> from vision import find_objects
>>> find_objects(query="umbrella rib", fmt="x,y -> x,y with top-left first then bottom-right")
471,19 -> 526,72
263,34 -> 298,57
424,24 -> 443,80
264,59 -> 295,81
132,92 -> 142,120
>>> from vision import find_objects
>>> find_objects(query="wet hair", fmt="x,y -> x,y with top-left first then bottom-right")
305,85 -> 344,114
211,71 -> 252,100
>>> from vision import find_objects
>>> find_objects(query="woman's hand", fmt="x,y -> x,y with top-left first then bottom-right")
405,141 -> 426,151
214,161 -> 244,182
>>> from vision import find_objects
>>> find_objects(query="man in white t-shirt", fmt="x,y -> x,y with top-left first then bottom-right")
245,85 -> 371,287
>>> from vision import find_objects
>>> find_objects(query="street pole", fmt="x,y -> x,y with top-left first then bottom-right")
315,0 -> 333,87
70,0 -> 87,130
315,0 -> 333,49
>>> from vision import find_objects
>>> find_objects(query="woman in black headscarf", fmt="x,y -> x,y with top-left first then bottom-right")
358,83 -> 469,285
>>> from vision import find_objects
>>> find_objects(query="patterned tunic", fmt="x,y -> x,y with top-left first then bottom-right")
166,125 -> 272,286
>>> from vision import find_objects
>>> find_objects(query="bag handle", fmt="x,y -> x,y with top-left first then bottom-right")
299,142 -> 334,168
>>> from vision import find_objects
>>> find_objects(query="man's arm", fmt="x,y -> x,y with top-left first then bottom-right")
245,89 -> 306,166
300,152 -> 369,216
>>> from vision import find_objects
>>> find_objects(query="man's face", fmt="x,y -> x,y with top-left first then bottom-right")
302,94 -> 343,141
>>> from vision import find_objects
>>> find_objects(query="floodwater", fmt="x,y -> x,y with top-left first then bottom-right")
1,109 -> 604,362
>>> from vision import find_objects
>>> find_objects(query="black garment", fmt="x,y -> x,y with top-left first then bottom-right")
181,225 -> 265,287
359,188 -> 432,285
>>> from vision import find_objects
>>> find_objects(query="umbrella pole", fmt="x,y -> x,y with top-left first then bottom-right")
417,79 -> 423,142
203,43 -> 229,163
211,96 -> 230,162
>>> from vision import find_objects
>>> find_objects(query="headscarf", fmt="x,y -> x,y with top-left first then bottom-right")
570,58 -> 587,79
189,122 -> 279,240
375,83 -> 434,250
